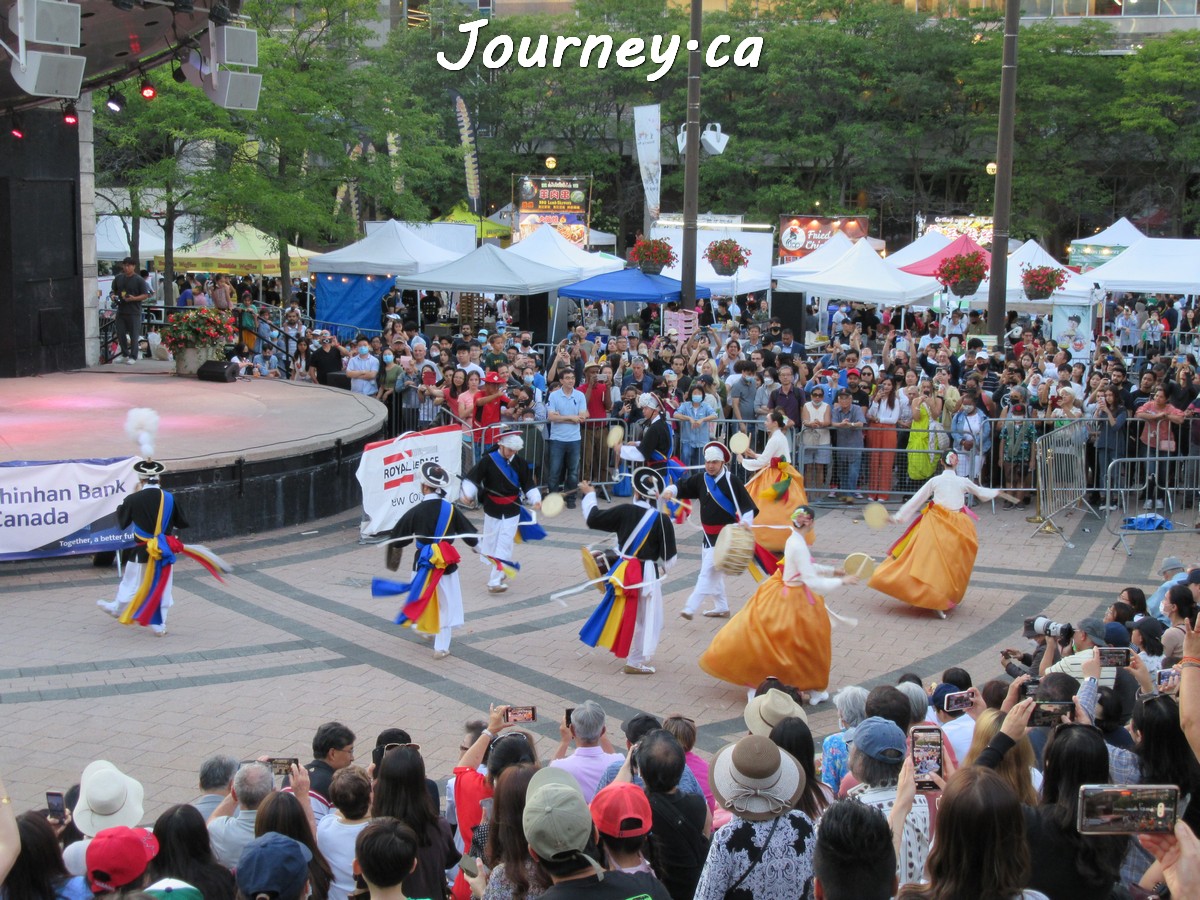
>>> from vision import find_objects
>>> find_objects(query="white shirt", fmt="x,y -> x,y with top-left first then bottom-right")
894,469 -> 1000,525
317,815 -> 371,900
869,393 -> 910,425
782,531 -> 842,594
742,429 -> 791,471
941,713 -> 977,764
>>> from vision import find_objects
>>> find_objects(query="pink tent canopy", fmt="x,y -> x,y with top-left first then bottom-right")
899,234 -> 989,276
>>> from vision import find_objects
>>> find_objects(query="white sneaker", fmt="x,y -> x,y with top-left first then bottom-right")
622,663 -> 656,675
126,356 -> 136,365
97,599 -> 119,618
1144,499 -> 1155,510
1156,499 -> 1164,510
808,690 -> 830,706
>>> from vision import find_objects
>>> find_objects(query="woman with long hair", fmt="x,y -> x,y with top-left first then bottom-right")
292,337 -> 312,382
801,385 -> 832,493
148,805 -> 235,899
1135,386 -> 1185,511
999,388 -> 1039,508
458,371 -> 481,426
1160,583 -> 1198,664
371,746 -> 457,900
897,767 -> 1040,900
768,716 -> 834,821
904,382 -> 939,485
740,409 -> 811,555
961,710 -> 1038,806
255,791 -> 333,900
2,812 -> 90,900
866,377 -> 907,502
471,764 -> 548,899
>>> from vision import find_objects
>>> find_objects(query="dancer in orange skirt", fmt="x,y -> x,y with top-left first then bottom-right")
869,449 -> 1016,619
699,506 -> 856,704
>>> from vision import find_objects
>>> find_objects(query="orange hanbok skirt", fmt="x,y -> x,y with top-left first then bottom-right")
699,569 -> 830,691
746,461 -> 814,552
868,503 -> 978,611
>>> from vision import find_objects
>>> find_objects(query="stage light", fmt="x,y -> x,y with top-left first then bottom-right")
140,77 -> 157,100
105,88 -> 125,112
544,156 -> 556,170
62,100 -> 78,125
9,110 -> 23,139
172,62 -> 187,83
701,123 -> 728,155
208,2 -> 231,25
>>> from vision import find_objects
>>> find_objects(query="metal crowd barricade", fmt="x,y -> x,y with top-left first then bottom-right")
1025,418 -> 1099,546
1104,445 -> 1200,556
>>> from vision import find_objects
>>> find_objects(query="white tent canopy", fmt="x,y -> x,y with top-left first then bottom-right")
390,243 -> 578,294
309,220 -> 464,276
1078,216 -> 1146,248
96,215 -> 166,261
776,238 -> 940,304
662,258 -> 772,296
771,231 -> 854,278
1068,237 -> 1200,294
504,224 -> 624,279
883,229 -> 953,270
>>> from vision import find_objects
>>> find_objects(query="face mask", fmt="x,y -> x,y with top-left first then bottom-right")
383,353 -> 394,363
962,405 -> 975,415
764,378 -> 774,386
523,374 -> 534,384
358,346 -> 370,356
692,394 -> 704,403
270,329 -> 279,339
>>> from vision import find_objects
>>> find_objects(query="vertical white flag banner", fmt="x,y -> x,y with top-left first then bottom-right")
633,105 -> 661,219
356,425 -> 464,538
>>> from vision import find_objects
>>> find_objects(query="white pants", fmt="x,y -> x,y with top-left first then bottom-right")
683,544 -> 728,614
98,560 -> 172,633
433,571 -> 464,651
480,514 -> 519,587
627,562 -> 663,666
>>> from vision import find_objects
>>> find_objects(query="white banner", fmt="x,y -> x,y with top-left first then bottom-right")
633,104 -> 661,220
357,424 -> 464,538
0,457 -> 140,560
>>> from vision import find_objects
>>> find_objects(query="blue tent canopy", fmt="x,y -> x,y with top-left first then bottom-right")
558,267 -> 712,303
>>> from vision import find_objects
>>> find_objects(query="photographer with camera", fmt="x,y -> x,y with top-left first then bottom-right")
1035,618 -> 1118,688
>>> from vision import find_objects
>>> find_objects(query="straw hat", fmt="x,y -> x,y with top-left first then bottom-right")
709,735 -> 805,822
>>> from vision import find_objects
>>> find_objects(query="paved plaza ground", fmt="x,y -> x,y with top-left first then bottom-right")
0,495 -> 1193,818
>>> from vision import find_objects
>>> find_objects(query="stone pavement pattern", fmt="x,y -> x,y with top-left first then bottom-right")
0,497 -> 1192,819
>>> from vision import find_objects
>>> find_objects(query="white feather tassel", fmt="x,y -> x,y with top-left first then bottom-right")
124,408 -> 160,459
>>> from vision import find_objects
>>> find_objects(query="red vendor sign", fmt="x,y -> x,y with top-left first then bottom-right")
778,215 -> 869,262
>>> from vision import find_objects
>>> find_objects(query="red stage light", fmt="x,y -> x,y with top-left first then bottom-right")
140,78 -> 157,100
63,101 -> 78,126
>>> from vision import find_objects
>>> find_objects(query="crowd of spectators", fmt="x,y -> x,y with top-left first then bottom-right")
6,552 -> 1200,900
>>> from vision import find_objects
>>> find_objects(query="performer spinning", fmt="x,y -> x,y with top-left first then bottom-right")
97,459 -> 229,636
461,430 -> 541,594
577,470 -> 677,675
662,441 -> 758,619
373,463 -> 479,659
699,506 -> 855,704
869,449 -> 1011,619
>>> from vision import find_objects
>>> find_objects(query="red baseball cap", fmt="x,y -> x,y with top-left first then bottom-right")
484,371 -> 505,385
87,826 -> 159,893
846,368 -> 861,377
591,782 -> 652,838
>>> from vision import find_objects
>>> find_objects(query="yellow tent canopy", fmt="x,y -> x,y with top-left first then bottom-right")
156,224 -> 315,277
436,201 -> 511,240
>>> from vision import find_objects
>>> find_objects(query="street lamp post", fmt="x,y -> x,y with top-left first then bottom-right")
680,0 -> 702,308
988,0 -> 1021,343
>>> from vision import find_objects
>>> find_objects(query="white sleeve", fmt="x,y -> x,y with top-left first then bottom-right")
460,479 -> 479,502
526,487 -> 542,506
786,537 -> 843,594
620,445 -> 645,462
662,554 -> 678,573
739,511 -> 755,527
893,477 -> 936,526
741,454 -> 765,472
661,483 -> 678,499
582,491 -> 599,520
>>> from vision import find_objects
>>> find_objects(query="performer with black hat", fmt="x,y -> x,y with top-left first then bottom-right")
662,440 -> 758,620
619,393 -> 674,471
97,409 -> 230,635
373,462 -> 479,659
460,430 -> 541,594
577,469 -> 677,675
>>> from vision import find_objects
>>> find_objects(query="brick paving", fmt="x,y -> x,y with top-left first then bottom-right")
0,495 -> 1195,823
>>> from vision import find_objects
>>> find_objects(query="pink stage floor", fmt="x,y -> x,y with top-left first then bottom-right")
1,361 -> 386,468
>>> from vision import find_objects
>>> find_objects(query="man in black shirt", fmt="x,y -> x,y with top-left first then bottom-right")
111,256 -> 150,363
307,333 -> 344,385
301,721 -> 356,821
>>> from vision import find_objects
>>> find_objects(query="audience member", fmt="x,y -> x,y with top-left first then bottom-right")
207,761 -> 274,868
549,701 -> 623,802
316,767 -> 372,900
148,804 -> 235,899
254,791 -> 332,900
236,833 -> 312,900
190,756 -> 238,821
87,826 -> 159,896
812,800 -> 896,900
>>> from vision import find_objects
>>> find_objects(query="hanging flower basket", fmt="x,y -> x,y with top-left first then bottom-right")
704,238 -> 751,276
627,235 -> 677,276
1021,264 -> 1068,301
934,251 -> 988,298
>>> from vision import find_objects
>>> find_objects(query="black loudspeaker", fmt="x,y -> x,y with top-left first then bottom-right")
197,360 -> 238,383
326,372 -> 352,391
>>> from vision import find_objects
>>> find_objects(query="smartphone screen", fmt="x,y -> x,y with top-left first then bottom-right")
46,791 -> 65,820
1078,784 -> 1179,835
1031,701 -> 1075,727
910,728 -> 944,789
269,757 -> 300,779
1098,647 -> 1132,668
1157,669 -> 1179,689
943,690 -> 974,713
565,707 -> 574,728
504,706 -> 537,724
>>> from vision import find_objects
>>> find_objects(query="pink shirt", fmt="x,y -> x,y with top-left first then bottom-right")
549,746 -> 625,802
685,750 -> 715,811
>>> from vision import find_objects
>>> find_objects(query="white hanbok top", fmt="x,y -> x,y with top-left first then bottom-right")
782,530 -> 843,595
741,429 -> 791,471
894,469 -> 1000,525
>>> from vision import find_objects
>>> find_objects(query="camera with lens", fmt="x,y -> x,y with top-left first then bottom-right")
1023,616 -> 1074,642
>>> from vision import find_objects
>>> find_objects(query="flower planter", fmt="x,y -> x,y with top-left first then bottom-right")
1023,287 -> 1053,301
712,262 -> 739,276
949,279 -> 981,297
174,346 -> 214,377
639,262 -> 665,276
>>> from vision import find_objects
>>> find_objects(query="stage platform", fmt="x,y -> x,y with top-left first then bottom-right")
2,361 -> 388,539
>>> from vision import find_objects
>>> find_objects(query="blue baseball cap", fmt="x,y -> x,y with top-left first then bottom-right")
853,716 -> 906,762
